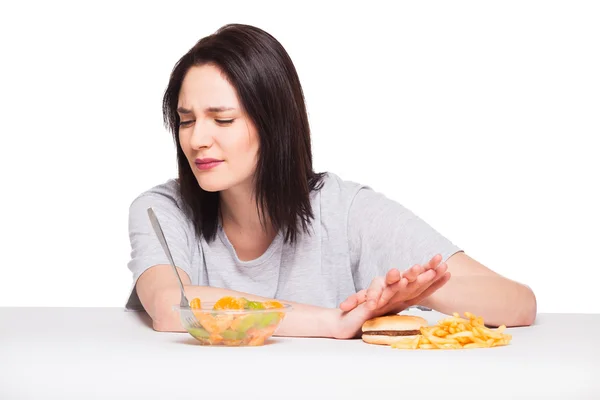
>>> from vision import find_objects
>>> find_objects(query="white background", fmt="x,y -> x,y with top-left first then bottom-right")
0,1 -> 598,312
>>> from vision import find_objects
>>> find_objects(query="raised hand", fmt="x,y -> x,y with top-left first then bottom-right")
333,300 -> 387,339
339,254 -> 451,313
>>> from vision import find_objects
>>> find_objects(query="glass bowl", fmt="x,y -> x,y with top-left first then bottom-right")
173,302 -> 292,346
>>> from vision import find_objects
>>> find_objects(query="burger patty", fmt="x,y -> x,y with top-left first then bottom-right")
363,330 -> 421,336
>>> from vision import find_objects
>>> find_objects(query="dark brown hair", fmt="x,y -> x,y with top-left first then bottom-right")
162,24 -> 325,244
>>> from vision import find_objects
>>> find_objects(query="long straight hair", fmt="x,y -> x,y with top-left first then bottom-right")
162,24 -> 325,244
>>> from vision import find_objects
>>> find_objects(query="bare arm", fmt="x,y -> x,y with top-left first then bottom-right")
135,264 -> 191,332
419,252 -> 537,327
135,265 -> 337,337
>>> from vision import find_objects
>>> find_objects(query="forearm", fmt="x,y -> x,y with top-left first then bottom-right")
419,276 -> 537,327
153,284 -> 336,338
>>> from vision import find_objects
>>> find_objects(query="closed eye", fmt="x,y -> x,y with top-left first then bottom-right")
179,120 -> 194,127
179,119 -> 234,127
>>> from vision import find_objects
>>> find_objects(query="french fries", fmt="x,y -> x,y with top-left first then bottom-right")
390,312 -> 512,350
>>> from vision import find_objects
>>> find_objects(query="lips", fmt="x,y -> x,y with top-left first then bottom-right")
194,158 -> 223,170
195,157 -> 222,164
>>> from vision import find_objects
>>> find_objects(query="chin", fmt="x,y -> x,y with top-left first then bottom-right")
195,170 -> 249,193
191,165 -> 254,194
195,176 -> 231,192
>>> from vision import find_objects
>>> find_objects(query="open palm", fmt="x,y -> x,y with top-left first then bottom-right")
339,254 -> 451,313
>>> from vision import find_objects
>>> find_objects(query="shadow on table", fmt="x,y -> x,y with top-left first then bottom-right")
126,309 -> 287,347
128,310 -> 153,329
174,336 -> 286,347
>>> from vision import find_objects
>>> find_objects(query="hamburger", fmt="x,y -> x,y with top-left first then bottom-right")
361,315 -> 428,345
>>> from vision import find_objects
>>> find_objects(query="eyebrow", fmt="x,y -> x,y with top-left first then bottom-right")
176,106 -> 236,114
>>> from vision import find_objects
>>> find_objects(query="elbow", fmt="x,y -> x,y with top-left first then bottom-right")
150,287 -> 186,332
513,285 -> 537,327
153,321 -> 184,333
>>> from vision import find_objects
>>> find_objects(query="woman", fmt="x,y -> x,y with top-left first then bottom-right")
125,24 -> 537,339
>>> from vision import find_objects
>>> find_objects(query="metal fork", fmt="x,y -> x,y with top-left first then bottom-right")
183,313 -> 203,329
147,207 -> 202,328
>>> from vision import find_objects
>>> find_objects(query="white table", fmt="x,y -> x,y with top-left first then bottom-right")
0,308 -> 598,399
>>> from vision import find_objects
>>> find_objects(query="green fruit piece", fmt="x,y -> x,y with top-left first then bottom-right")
221,330 -> 246,340
236,314 -> 261,333
188,327 -> 210,339
246,301 -> 266,310
238,297 -> 249,308
257,312 -> 281,328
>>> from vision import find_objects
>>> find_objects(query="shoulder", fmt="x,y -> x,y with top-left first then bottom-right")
128,178 -> 191,223
314,172 -> 369,206
315,172 -> 416,231
315,172 -> 391,212
311,172 -> 379,230
130,179 -> 183,208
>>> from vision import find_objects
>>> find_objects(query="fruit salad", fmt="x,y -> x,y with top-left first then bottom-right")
185,296 -> 287,346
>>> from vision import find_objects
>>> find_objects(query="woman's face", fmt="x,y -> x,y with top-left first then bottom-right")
177,64 -> 259,193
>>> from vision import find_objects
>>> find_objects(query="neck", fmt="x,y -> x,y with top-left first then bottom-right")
219,182 -> 274,236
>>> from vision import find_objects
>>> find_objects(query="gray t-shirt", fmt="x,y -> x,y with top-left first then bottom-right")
125,172 -> 462,311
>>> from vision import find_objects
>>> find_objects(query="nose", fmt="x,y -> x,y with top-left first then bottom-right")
189,120 -> 213,150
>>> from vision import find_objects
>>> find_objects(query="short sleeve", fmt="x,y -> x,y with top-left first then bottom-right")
124,180 -> 196,311
347,186 -> 462,292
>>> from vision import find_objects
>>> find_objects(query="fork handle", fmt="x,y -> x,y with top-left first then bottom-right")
147,207 -> 190,308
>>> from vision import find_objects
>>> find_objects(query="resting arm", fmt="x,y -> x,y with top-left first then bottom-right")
135,264 -> 337,337
419,252 -> 537,327
135,264 -> 192,332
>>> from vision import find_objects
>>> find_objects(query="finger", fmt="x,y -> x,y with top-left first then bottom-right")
339,289 -> 368,311
428,254 -> 443,270
356,289 -> 367,304
433,261 -> 448,277
414,268 -> 437,286
366,277 -> 385,310
424,262 -> 447,286
405,263 -> 449,300
400,268 -> 437,298
378,273 -> 413,308
400,276 -> 409,288
385,268 -> 401,285
339,295 -> 358,312
339,291 -> 360,311
402,264 -> 424,282
409,271 -> 451,306
378,277 -> 403,308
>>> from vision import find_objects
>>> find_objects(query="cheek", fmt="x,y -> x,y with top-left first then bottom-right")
246,130 -> 260,157
244,130 -> 260,167
222,128 -> 259,163
178,131 -> 191,155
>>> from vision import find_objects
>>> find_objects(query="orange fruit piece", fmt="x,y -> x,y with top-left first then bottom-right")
196,313 -> 233,333
213,296 -> 246,310
262,300 -> 284,309
209,333 -> 224,345
189,298 -> 202,309
248,335 -> 266,346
